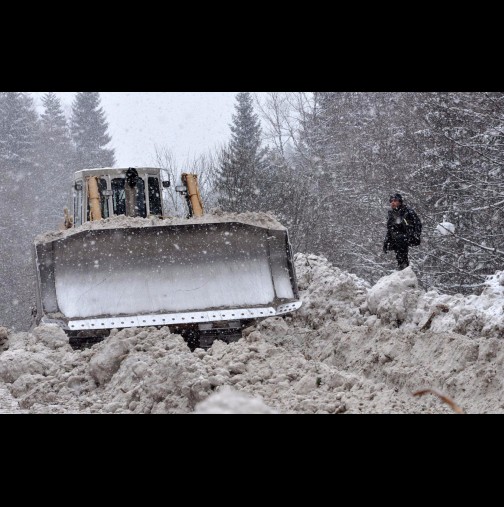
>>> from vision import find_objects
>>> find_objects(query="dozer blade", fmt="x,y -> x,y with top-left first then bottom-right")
34,222 -> 300,331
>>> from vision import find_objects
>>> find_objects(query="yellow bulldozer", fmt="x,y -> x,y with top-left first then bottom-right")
33,167 -> 301,348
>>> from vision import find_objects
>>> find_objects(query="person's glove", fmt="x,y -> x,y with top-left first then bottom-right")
383,242 -> 388,254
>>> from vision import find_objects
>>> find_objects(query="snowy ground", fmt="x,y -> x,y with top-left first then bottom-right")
1,253 -> 504,414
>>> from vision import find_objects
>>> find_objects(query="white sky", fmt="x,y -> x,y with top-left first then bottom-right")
31,92 -> 238,167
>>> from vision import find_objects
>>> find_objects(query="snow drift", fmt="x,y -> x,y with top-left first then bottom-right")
2,253 -> 504,414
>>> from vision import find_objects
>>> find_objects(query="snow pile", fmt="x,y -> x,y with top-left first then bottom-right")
293,253 -> 370,329
35,210 -> 286,243
2,255 -> 504,413
435,221 -> 455,236
365,266 -> 420,325
193,386 -> 278,414
357,266 -> 504,340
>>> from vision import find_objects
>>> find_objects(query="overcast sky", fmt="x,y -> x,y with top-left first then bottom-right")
31,92 -> 239,167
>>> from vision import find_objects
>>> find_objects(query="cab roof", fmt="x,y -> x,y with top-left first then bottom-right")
73,167 -> 163,180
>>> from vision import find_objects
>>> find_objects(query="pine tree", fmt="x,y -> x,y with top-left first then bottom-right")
36,92 -> 75,227
215,92 -> 267,212
40,92 -> 74,170
0,92 -> 39,178
70,92 -> 115,169
0,91 -> 40,220
0,92 -> 40,332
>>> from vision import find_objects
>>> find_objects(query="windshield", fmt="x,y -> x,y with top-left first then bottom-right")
111,177 -> 146,217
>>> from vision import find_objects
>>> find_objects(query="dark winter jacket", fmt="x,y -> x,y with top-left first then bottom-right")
383,205 -> 419,251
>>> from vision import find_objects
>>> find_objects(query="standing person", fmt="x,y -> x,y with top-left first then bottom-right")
383,193 -> 421,270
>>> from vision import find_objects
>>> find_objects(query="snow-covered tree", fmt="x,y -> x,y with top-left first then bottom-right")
70,92 -> 115,169
0,92 -> 40,332
215,92 -> 267,212
411,92 -> 504,291
254,92 -> 328,254
0,92 -> 39,179
39,92 -> 74,170
36,92 -> 75,227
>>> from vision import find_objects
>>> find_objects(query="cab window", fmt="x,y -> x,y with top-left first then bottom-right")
148,177 -> 162,216
86,178 -> 109,222
112,177 -> 147,217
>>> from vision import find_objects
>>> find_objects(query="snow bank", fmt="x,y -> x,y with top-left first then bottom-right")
2,255 -> 504,413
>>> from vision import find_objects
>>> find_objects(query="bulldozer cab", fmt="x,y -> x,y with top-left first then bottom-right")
72,167 -> 167,226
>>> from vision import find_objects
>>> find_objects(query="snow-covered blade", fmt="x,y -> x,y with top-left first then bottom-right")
34,221 -> 300,332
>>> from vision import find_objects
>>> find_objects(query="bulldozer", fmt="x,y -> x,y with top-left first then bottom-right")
33,167 -> 301,349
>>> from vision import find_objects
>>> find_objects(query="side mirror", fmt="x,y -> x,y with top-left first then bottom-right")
162,180 -> 171,188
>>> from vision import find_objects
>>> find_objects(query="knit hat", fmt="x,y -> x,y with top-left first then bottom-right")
389,193 -> 403,203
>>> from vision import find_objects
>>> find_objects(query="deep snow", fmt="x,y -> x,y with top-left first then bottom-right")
2,252 -> 504,413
